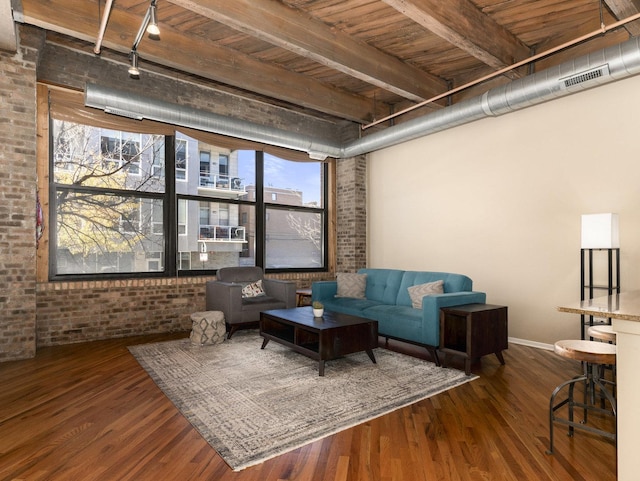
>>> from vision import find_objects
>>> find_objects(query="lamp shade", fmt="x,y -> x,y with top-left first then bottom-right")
581,213 -> 619,249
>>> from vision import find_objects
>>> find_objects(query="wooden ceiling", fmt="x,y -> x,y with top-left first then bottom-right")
12,0 -> 640,127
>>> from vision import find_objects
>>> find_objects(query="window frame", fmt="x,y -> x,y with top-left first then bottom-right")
45,98 -> 331,281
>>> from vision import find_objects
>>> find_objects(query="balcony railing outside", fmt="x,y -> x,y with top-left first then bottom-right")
199,174 -> 243,191
199,224 -> 246,242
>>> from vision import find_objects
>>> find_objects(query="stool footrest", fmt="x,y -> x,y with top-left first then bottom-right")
547,373 -> 616,454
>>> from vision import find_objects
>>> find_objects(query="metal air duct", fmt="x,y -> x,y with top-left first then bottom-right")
84,84 -> 343,160
85,36 -> 640,159
342,36 -> 640,158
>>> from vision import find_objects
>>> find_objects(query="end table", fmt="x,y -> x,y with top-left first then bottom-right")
439,303 -> 508,375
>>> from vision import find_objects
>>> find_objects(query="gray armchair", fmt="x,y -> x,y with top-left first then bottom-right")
206,266 -> 297,339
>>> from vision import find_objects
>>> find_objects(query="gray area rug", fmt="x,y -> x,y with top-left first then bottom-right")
129,331 -> 476,471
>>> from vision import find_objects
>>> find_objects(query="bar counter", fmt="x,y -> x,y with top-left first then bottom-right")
558,291 -> 640,481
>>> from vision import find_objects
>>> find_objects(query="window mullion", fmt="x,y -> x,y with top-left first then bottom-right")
165,135 -> 176,275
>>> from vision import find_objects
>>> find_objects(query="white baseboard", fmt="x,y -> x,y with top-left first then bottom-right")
508,337 -> 554,351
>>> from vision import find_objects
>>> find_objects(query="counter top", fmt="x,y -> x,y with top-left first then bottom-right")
558,290 -> 640,322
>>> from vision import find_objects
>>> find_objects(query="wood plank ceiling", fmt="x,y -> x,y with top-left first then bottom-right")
11,0 -> 640,127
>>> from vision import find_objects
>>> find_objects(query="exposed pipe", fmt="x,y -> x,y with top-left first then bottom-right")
362,10 -> 640,130
93,0 -> 114,55
85,36 -> 640,159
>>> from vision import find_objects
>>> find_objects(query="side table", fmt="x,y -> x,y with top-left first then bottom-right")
439,303 -> 508,375
296,288 -> 312,307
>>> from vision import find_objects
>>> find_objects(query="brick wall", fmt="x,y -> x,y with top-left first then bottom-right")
0,28 -> 364,357
0,27 -> 42,361
35,272 -> 331,347
336,155 -> 367,272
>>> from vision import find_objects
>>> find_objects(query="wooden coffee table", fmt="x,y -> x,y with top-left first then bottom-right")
260,307 -> 378,376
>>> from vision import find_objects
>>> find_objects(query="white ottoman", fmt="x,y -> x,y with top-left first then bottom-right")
190,311 -> 226,346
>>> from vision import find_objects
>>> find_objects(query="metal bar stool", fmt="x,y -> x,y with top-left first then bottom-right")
588,324 -> 616,343
547,340 -> 617,455
587,324 -> 617,406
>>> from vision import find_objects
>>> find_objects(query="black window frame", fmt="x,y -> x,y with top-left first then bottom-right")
48,120 -> 329,280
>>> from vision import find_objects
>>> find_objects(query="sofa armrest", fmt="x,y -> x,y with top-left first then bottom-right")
312,281 -> 338,303
263,279 -> 297,308
420,291 -> 487,346
206,281 -> 243,323
421,291 -> 487,313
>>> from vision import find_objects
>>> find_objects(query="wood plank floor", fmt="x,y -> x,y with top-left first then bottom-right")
0,333 -> 616,481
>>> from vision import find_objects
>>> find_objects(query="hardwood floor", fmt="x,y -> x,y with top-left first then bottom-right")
0,333 -> 616,481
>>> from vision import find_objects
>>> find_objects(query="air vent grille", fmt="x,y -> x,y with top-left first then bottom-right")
561,65 -> 610,88
104,107 -> 144,120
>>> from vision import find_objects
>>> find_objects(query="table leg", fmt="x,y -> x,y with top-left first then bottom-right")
365,349 -> 377,364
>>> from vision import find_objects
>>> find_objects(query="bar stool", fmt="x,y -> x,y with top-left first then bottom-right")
547,339 -> 616,454
587,324 -> 616,343
587,324 -> 617,402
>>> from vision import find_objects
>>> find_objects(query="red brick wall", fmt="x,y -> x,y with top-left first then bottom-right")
0,27 -> 42,361
35,273 -> 330,347
36,278 -> 206,346
336,155 -> 367,272
0,27 -> 363,358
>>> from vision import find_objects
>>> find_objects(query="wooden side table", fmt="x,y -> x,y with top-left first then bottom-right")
296,288 -> 312,307
439,303 -> 508,375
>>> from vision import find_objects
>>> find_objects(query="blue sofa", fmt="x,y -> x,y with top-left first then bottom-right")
312,268 -> 486,364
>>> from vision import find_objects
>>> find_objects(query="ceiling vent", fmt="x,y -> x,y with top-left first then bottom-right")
560,65 -> 610,89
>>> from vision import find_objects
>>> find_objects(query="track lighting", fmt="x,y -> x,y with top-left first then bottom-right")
147,0 -> 160,40
128,51 -> 140,79
126,0 -> 160,78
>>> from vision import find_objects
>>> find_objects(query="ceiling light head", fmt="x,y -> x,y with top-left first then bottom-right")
128,51 -> 140,79
147,1 -> 160,40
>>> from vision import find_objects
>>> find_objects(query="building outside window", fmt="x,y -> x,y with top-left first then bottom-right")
176,138 -> 187,180
49,117 -> 328,278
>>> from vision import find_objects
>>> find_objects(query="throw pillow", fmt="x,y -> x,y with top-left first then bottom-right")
241,279 -> 266,298
407,280 -> 444,309
336,272 -> 367,298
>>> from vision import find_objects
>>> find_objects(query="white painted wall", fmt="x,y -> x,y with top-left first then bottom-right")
367,74 -> 640,345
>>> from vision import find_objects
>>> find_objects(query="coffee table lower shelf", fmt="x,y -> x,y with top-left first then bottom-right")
260,307 -> 378,376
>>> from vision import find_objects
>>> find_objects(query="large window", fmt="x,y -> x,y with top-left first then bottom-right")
51,120 -> 165,275
263,154 -> 324,269
49,117 -> 328,278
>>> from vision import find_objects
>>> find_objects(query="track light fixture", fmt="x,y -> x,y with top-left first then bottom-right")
128,50 -> 140,79
126,1 -> 161,78
147,0 -> 160,40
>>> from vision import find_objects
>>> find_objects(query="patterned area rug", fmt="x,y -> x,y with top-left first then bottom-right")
129,331 -> 476,471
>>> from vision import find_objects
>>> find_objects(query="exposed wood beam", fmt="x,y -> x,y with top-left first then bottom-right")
0,0 -> 17,52
17,0 -> 377,122
604,0 -> 640,36
382,0 -> 530,80
166,0 -> 447,102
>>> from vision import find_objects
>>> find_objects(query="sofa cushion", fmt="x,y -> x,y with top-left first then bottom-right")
321,296 -> 383,317
336,272 -> 367,298
358,268 -> 405,304
407,280 -> 444,308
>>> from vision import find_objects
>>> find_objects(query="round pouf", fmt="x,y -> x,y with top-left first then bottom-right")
190,311 -> 226,346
